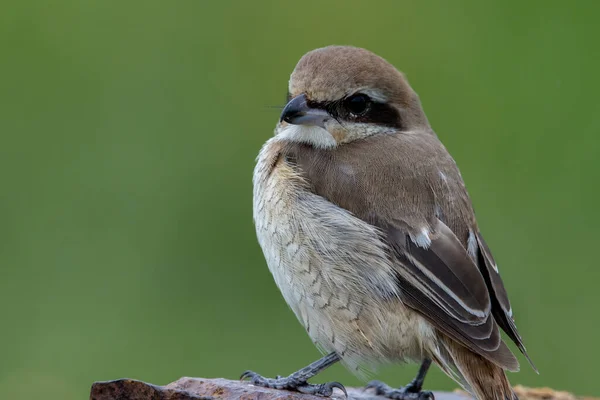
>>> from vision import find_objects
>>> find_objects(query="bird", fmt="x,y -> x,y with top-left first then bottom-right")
242,45 -> 536,400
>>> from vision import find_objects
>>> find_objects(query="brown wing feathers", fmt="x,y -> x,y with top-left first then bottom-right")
476,232 -> 537,371
388,219 -> 519,371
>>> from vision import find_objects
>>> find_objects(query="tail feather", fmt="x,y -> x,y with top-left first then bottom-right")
435,335 -> 518,400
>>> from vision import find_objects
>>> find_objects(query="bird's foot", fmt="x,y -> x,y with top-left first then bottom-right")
366,380 -> 434,400
241,370 -> 347,397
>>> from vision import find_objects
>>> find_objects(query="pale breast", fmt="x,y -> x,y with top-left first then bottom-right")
252,138 -> 437,373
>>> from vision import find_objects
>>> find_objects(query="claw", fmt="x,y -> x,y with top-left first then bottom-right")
240,370 -> 254,381
420,392 -> 434,400
328,381 -> 348,398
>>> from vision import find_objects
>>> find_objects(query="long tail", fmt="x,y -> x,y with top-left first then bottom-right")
433,335 -> 518,400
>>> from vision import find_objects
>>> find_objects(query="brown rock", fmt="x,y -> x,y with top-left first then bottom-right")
89,377 -> 596,400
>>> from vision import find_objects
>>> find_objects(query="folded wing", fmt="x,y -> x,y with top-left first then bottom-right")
385,218 -> 519,371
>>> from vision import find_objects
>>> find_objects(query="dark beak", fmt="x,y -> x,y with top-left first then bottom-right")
280,94 -> 329,128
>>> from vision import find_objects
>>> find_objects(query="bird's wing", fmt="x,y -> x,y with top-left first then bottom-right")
384,218 -> 519,371
475,231 -> 537,371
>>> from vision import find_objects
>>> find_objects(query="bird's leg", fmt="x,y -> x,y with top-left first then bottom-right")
404,358 -> 432,393
241,352 -> 346,397
367,358 -> 434,400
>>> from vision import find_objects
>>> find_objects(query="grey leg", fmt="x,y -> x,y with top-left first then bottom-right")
366,358 -> 434,400
241,352 -> 346,397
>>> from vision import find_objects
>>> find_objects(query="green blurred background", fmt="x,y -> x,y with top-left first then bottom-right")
1,1 -> 599,399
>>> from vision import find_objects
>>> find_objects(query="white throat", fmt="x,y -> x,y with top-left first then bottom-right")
275,124 -> 337,149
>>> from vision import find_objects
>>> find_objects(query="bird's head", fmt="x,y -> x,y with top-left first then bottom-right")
276,46 -> 430,149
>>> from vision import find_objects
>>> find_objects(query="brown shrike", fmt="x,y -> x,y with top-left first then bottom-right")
242,46 -> 536,400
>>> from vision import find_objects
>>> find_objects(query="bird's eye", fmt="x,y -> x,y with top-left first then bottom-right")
344,94 -> 370,116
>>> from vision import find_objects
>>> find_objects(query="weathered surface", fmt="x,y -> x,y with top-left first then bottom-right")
89,378 -> 596,400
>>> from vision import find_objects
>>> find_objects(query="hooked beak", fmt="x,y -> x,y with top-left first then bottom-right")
280,94 -> 330,128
